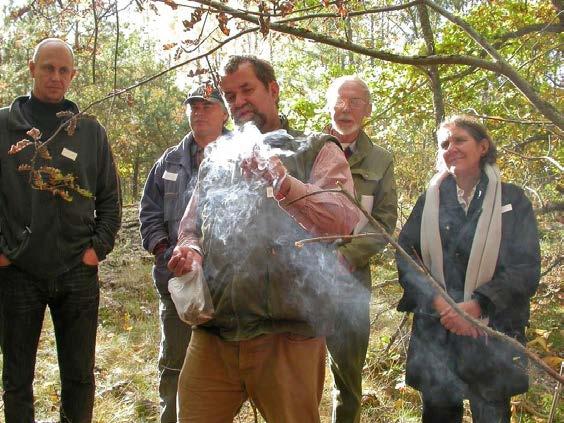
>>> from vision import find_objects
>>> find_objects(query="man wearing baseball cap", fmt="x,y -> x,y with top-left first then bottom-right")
139,82 -> 229,423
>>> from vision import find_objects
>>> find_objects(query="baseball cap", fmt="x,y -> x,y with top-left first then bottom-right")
183,83 -> 225,107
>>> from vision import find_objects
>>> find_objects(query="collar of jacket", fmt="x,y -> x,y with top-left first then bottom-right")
165,127 -> 231,167
347,130 -> 372,166
165,132 -> 196,169
441,171 -> 489,217
8,94 -> 81,132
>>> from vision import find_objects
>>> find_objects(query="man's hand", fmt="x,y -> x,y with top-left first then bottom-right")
167,245 -> 202,277
0,254 -> 11,267
437,298 -> 483,338
82,248 -> 100,266
241,152 -> 287,189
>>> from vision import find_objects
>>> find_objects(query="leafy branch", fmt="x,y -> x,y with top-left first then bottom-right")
8,115 -> 95,202
187,0 -> 563,130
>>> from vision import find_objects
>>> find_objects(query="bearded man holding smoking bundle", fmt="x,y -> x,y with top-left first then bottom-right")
167,55 -> 359,423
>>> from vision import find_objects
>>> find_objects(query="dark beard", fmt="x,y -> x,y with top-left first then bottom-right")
234,107 -> 267,131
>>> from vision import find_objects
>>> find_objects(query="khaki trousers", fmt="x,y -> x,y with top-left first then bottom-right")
177,329 -> 326,423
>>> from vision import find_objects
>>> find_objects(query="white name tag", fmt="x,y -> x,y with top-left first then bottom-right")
266,186 -> 274,198
163,171 -> 178,182
501,203 -> 513,213
61,148 -> 77,161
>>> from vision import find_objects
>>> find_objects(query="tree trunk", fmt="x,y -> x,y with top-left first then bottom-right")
417,3 -> 445,127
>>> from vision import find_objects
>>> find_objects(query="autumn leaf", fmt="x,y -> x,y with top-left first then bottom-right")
65,117 -> 77,136
279,1 -> 294,16
217,12 -> 230,36
162,42 -> 177,50
27,127 -> 42,141
336,0 -> 348,18
162,0 -> 178,10
527,336 -> 549,352
8,139 -> 33,155
259,16 -> 270,37
56,110 -> 74,119
37,145 -> 52,160
542,355 -> 563,370
182,8 -> 204,31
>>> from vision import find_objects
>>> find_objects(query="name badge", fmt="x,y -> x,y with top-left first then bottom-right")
163,171 -> 178,182
501,203 -> 513,213
61,148 -> 77,161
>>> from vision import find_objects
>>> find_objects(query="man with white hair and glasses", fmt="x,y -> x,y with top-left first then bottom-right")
325,75 -> 398,423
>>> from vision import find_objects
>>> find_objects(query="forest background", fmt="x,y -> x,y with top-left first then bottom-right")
0,0 -> 562,421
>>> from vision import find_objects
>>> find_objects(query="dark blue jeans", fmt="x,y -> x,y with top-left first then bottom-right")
0,262 -> 99,423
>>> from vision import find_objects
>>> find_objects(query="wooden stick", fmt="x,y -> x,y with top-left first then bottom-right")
294,232 -> 381,248
548,362 -> 563,423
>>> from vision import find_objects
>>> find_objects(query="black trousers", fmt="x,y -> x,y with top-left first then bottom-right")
422,394 -> 511,423
0,262 -> 100,423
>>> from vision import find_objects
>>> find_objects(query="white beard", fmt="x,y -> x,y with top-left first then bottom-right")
333,121 -> 361,136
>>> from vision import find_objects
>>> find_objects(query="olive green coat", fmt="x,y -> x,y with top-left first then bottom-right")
339,130 -> 397,286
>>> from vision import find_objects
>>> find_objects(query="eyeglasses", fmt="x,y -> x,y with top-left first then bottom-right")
332,97 -> 368,110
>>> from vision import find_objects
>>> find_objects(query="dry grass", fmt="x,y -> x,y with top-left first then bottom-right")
4,207 -> 561,422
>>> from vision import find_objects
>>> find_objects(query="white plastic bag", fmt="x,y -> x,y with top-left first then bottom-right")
168,263 -> 214,326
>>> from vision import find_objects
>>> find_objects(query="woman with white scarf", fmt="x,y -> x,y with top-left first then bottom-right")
397,115 -> 541,423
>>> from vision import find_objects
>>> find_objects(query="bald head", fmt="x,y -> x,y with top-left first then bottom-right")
32,38 -> 75,64
29,38 -> 77,103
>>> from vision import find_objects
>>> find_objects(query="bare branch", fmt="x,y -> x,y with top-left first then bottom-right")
81,26 -> 258,114
463,111 -> 556,126
548,362 -> 563,423
494,23 -> 563,44
190,0 -> 563,129
272,0 -> 422,24
502,148 -> 563,172
295,232 -> 381,248
91,0 -> 99,84
540,256 -> 563,278
536,202 -> 564,215
383,314 -> 409,355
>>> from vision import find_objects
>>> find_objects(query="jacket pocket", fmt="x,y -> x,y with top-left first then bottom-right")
0,198 -> 31,261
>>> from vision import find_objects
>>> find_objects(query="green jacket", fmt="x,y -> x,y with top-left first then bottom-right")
339,130 -> 397,287
196,130 -> 345,341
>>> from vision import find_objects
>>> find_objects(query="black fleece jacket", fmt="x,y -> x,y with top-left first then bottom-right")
0,95 -> 121,279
